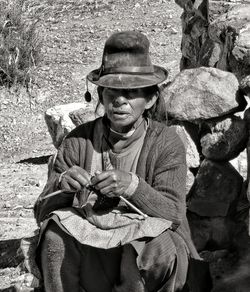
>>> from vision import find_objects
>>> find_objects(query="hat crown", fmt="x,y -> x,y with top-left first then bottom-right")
86,30 -> 168,89
102,31 -> 152,69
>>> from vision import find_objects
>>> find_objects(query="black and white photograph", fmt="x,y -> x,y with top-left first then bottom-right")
0,0 -> 250,291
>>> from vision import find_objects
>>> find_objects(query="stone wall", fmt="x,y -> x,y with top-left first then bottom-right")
174,1 -> 250,290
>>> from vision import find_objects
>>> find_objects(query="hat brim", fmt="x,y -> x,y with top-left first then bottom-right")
87,65 -> 168,89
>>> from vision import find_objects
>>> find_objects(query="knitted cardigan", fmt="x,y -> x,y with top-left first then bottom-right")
34,117 -> 199,258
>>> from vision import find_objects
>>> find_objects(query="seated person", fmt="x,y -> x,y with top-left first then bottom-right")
34,30 -> 208,292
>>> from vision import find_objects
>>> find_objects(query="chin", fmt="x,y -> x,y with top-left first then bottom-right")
111,120 -> 134,132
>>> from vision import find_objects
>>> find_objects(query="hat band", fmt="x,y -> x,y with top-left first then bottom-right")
102,66 -> 154,75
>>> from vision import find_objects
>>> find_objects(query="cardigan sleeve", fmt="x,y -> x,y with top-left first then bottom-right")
34,135 -> 85,224
130,130 -> 187,227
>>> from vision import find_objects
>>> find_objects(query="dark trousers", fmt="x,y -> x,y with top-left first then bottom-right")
40,221 -> 189,292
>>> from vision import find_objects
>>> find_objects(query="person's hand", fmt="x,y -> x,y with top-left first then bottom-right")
90,170 -> 131,198
59,166 -> 91,192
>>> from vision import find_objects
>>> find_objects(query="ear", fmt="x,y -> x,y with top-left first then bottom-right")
145,94 -> 158,110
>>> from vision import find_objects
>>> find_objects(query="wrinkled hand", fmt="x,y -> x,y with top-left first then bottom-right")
59,166 -> 91,192
90,170 -> 131,198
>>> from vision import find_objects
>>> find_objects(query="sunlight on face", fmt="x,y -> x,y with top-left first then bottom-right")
102,88 -> 156,133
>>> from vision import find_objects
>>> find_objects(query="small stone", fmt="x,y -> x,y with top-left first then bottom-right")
25,205 -> 34,209
4,202 -> 11,208
170,27 -> 178,34
35,181 -> 41,187
13,205 -> 24,210
19,211 -> 25,217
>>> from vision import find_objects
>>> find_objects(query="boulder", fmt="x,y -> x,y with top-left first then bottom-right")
200,115 -> 248,161
178,0 -> 250,84
178,0 -> 233,70
209,4 -> 250,80
171,124 -> 200,168
69,106 -> 103,127
162,67 -> 246,121
45,103 -> 96,148
188,159 -> 243,217
187,212 -> 235,251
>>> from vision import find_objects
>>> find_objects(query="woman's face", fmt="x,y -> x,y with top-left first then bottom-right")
102,88 -> 157,133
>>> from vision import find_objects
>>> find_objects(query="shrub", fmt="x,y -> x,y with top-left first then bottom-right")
0,0 -> 41,90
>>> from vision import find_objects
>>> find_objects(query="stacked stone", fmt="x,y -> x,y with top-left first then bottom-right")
172,2 -> 250,289
174,0 -> 250,250
161,65 -> 248,251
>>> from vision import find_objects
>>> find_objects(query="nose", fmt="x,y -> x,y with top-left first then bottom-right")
113,95 -> 128,107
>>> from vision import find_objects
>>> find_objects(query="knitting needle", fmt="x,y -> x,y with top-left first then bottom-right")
41,189 -> 148,218
42,170 -> 148,219
119,195 -> 148,218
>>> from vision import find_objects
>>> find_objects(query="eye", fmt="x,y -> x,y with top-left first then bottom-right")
124,89 -> 139,100
126,93 -> 134,100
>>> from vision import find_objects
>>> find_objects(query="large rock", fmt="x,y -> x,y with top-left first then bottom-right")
209,4 -> 250,80
178,0 -> 250,85
171,124 -> 200,168
188,159 -> 243,217
180,3 -> 209,69
45,103 -> 96,148
200,115 -> 248,161
177,0 -> 233,70
187,212 -> 235,251
162,67 -> 246,121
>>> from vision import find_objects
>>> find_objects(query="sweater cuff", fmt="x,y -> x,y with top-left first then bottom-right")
123,172 -> 139,198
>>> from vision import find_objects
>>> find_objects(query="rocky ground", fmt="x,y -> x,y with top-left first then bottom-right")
0,0 -> 184,288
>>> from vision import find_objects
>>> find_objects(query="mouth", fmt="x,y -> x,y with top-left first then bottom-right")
113,110 -> 130,114
112,111 -> 130,119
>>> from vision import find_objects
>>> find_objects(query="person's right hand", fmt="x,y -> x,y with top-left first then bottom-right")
59,166 -> 91,192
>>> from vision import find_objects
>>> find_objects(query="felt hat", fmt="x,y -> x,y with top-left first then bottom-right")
87,31 -> 168,89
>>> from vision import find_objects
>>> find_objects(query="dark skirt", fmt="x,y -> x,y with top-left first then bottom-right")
39,219 -> 190,292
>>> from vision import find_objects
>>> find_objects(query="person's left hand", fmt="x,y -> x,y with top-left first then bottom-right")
90,170 -> 131,198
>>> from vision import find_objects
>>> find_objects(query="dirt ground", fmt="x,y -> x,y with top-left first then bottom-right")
0,0 -> 184,288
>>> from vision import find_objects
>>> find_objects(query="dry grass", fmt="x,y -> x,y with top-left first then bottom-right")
0,0 -> 42,90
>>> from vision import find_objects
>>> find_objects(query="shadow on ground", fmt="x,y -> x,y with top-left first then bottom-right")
17,156 -> 51,165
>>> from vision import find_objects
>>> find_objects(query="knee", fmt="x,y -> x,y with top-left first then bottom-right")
139,231 -> 177,270
42,221 -> 66,252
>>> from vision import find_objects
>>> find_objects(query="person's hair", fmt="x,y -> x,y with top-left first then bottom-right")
96,85 -> 167,124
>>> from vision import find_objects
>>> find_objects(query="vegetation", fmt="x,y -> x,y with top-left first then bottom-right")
0,0 -> 41,90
